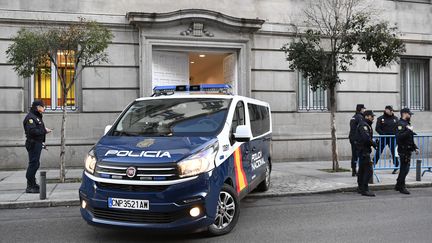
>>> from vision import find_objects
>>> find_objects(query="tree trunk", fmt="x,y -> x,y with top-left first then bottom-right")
59,67 -> 67,183
60,102 -> 67,183
329,86 -> 339,171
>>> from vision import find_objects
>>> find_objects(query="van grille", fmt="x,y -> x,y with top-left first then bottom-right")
95,162 -> 178,181
90,207 -> 188,224
97,182 -> 169,192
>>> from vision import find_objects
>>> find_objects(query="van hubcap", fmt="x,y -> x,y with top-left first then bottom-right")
213,191 -> 235,229
265,164 -> 270,186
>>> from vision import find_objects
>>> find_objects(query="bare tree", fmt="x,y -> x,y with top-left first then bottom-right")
283,0 -> 405,171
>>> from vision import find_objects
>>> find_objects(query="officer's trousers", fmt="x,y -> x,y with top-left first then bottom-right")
373,136 -> 399,167
350,140 -> 358,170
25,140 -> 42,187
357,152 -> 373,192
396,152 -> 411,188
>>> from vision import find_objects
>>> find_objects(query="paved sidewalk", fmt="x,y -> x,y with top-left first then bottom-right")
0,169 -> 82,209
254,160 -> 432,198
1,161 -> 431,209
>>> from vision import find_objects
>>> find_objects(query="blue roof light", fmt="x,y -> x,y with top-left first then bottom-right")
153,85 -> 177,91
200,84 -> 232,90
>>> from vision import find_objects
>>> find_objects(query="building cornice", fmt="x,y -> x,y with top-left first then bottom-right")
126,9 -> 265,33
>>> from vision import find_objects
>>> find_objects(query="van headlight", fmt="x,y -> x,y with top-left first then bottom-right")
178,142 -> 218,178
84,150 -> 97,174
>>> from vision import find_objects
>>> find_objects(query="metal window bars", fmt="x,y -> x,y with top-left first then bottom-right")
298,74 -> 328,111
31,50 -> 78,112
401,60 -> 428,111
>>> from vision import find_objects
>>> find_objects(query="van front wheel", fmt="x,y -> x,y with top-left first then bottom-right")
207,184 -> 240,236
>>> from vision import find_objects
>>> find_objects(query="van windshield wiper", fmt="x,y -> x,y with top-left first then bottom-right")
113,131 -> 140,136
158,132 -> 173,137
113,130 -> 173,137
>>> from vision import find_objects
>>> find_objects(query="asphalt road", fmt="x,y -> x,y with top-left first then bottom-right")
1,188 -> 432,243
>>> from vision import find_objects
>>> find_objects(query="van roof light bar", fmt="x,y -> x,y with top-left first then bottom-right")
152,84 -> 233,96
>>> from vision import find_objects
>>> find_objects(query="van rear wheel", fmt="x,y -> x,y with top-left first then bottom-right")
207,184 -> 240,236
256,161 -> 271,192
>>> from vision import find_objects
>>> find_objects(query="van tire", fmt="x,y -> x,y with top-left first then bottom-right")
256,161 -> 271,192
207,184 -> 240,236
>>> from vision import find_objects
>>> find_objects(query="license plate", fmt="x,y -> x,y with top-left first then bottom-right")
108,197 -> 149,210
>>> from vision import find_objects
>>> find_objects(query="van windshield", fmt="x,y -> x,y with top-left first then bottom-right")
111,98 -> 232,137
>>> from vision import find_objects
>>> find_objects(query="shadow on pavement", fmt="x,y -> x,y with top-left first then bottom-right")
92,226 -> 214,242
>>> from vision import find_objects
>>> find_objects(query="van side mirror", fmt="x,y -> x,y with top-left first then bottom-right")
234,125 -> 252,142
104,125 -> 112,135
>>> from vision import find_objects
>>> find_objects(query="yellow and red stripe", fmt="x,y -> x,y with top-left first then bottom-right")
233,147 -> 248,193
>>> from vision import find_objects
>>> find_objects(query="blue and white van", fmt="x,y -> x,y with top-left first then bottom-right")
79,84 -> 272,235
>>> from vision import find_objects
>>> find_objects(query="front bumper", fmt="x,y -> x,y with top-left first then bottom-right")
79,171 -> 219,231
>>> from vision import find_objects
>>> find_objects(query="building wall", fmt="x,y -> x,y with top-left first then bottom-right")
0,0 -> 431,169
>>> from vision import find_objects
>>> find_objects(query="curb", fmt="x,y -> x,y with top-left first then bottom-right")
2,182 -> 431,209
0,199 -> 80,210
246,182 -> 432,199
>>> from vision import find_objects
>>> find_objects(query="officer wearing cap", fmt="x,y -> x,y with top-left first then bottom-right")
373,105 -> 399,174
395,108 -> 418,195
355,110 -> 378,197
349,104 -> 366,176
23,100 -> 52,193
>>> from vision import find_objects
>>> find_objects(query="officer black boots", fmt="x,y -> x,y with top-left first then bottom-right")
25,181 -> 40,193
395,185 -> 410,195
361,190 -> 376,197
25,187 -> 39,193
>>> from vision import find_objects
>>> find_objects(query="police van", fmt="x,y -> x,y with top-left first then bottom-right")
79,84 -> 272,235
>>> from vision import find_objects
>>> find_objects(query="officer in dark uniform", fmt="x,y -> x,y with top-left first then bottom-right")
349,104 -> 366,176
373,105 -> 399,174
355,110 -> 378,197
23,100 -> 52,193
395,108 -> 418,195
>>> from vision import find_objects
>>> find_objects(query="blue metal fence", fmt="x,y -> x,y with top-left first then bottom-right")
372,134 -> 432,180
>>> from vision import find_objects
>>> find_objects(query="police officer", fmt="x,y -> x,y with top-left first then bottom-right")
349,104 -> 366,176
355,110 -> 377,197
374,105 -> 399,174
395,108 -> 418,195
23,100 -> 52,193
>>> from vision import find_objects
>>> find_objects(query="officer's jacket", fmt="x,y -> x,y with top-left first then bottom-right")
23,109 -> 46,143
396,119 -> 418,153
349,112 -> 365,141
355,120 -> 375,154
375,113 -> 398,135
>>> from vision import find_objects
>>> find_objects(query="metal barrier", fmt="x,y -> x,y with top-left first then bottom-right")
371,134 -> 432,182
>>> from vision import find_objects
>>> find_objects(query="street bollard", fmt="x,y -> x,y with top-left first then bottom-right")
416,160 -> 422,182
40,171 -> 46,200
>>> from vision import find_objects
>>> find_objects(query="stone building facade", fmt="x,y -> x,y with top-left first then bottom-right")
0,0 -> 431,169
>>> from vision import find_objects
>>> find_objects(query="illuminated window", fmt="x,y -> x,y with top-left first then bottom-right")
32,50 -> 76,110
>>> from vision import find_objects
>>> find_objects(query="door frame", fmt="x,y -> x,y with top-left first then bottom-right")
139,35 -> 251,97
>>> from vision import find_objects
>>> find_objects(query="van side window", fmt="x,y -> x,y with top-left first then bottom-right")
248,103 -> 270,137
230,101 -> 245,145
261,106 -> 270,134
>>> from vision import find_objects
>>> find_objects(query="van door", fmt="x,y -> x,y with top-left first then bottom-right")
230,101 -> 252,195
